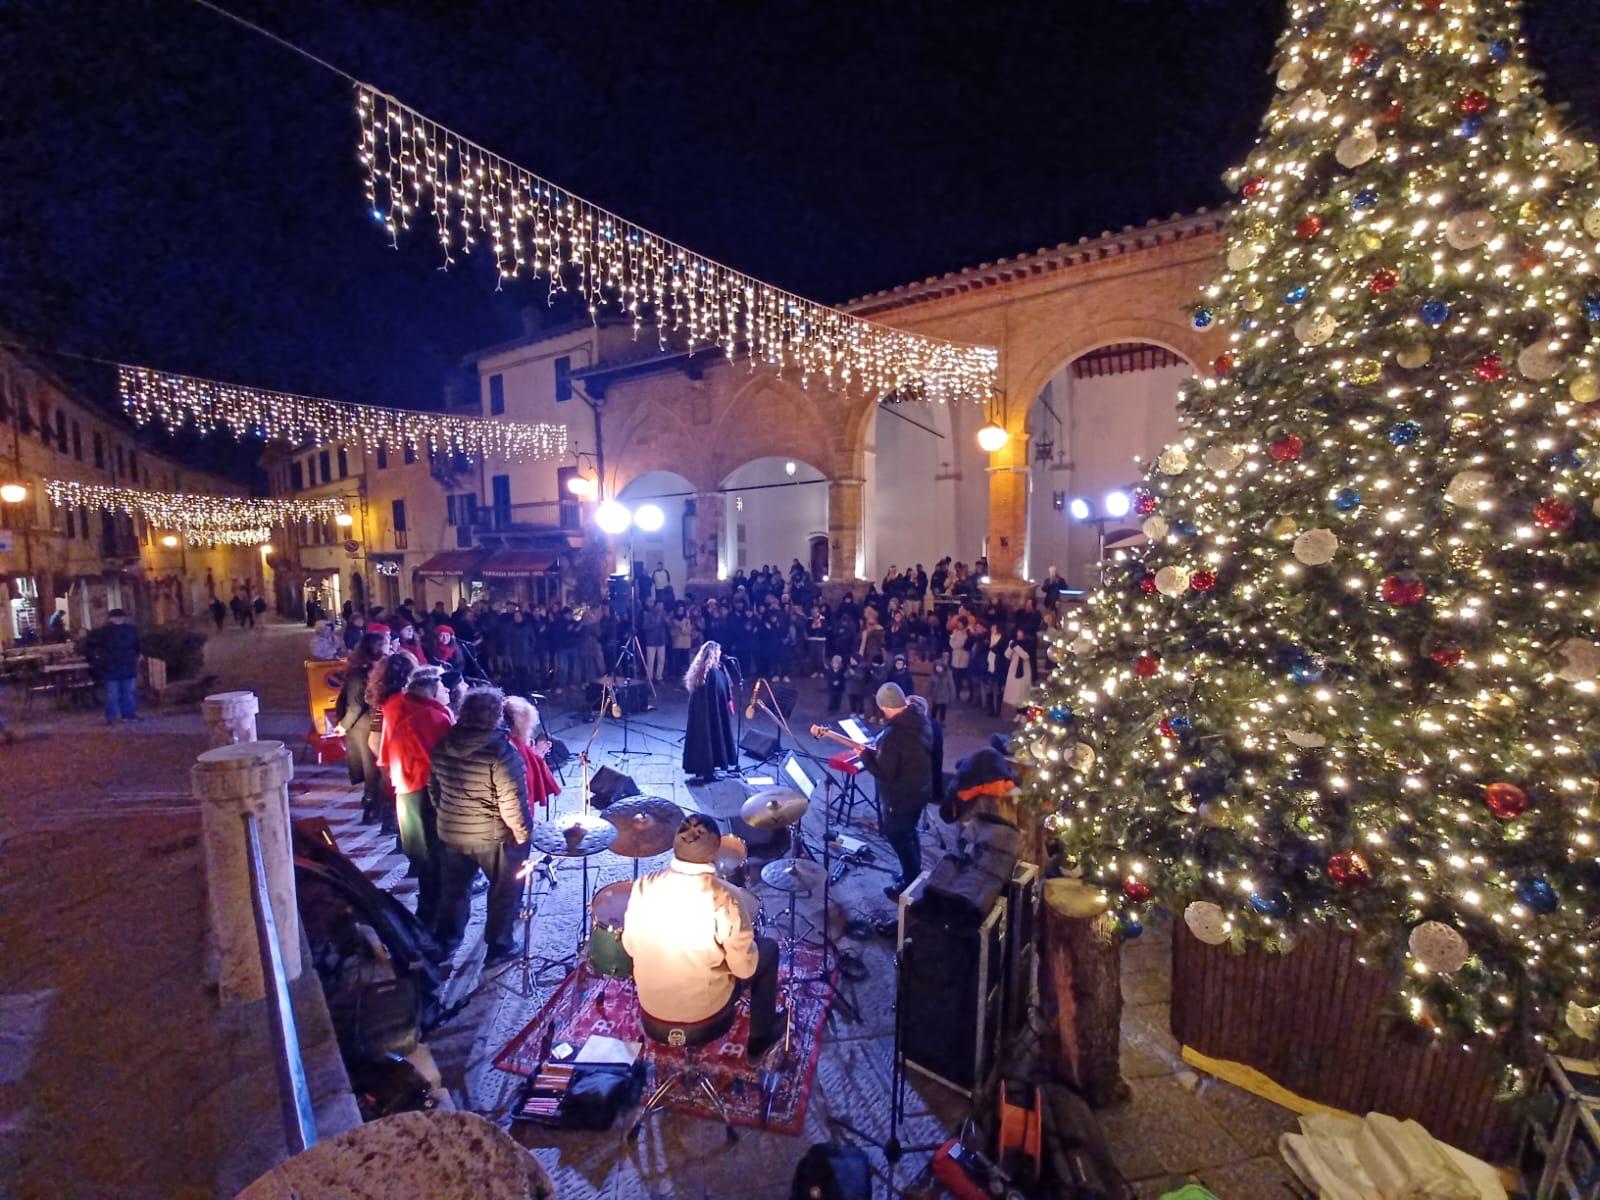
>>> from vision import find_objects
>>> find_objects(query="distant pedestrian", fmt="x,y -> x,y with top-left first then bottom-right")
87,608 -> 142,725
925,655 -> 956,723
209,597 -> 227,632
824,654 -> 846,715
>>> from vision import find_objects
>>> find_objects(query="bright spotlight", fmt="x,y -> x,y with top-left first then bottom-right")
1103,490 -> 1131,518
0,483 -> 27,504
634,503 -> 665,533
784,460 -> 797,477
594,498 -> 632,534
1068,498 -> 1091,522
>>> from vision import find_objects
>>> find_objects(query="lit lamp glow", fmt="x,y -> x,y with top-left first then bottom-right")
784,460 -> 797,477
633,503 -> 665,533
976,422 -> 1010,453
334,512 -> 355,528
161,534 -> 180,548
259,543 -> 274,556
1103,490 -> 1132,519
566,474 -> 598,499
0,483 -> 27,504
1069,497 -> 1092,522
594,498 -> 632,535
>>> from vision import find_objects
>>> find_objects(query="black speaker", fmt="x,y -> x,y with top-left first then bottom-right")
589,766 -> 640,808
790,1143 -> 870,1200
899,912 -> 1004,1091
740,727 -> 782,761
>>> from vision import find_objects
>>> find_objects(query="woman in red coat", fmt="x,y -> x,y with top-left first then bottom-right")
378,665 -> 455,930
504,696 -> 561,812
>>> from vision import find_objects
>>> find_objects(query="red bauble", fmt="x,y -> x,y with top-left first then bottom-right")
1458,90 -> 1490,116
1327,850 -> 1372,886
1378,97 -> 1406,125
1534,498 -> 1576,531
1420,0 -> 1442,8
1212,352 -> 1236,377
1429,643 -> 1465,667
1369,268 -> 1399,294
1485,782 -> 1529,820
1158,718 -> 1177,738
1474,354 -> 1506,382
1295,213 -> 1325,239
1190,570 -> 1218,593
1381,575 -> 1426,606
1519,248 -> 1546,270
1135,493 -> 1159,516
1138,576 -> 1158,595
1242,175 -> 1266,198
1133,653 -> 1161,678
1269,434 -> 1305,462
1123,876 -> 1152,901
1348,42 -> 1375,67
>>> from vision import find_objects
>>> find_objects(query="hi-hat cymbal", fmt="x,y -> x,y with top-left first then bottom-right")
740,787 -> 809,830
529,812 -> 617,858
602,795 -> 685,858
760,857 -> 826,894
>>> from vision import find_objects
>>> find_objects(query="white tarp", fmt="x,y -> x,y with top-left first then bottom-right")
1279,1111 -> 1506,1200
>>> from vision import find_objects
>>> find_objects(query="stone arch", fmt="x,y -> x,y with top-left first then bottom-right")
1006,314 -> 1205,427
606,399 -> 720,496
705,374 -> 844,484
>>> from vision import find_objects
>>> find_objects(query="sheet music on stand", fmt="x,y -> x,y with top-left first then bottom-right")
782,752 -> 815,798
837,718 -> 870,746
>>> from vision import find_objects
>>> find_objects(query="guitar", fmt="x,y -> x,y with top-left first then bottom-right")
809,724 -> 876,753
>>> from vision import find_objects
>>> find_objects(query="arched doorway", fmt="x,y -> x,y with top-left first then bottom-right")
719,458 -> 828,577
864,398 -> 984,582
617,470 -> 697,595
1024,341 -> 1193,589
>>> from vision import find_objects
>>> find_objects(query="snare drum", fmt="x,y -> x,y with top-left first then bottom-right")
586,880 -> 634,979
714,834 -> 748,886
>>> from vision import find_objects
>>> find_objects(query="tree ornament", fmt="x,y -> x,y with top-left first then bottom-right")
1276,59 -> 1307,91
1290,656 -> 1324,684
1518,247 -> 1545,271
1381,575 -> 1426,606
1192,307 -> 1214,329
1419,0 -> 1443,12
1459,116 -> 1484,139
1334,488 -> 1361,512
1190,570 -> 1218,593
1488,40 -> 1509,64
1249,891 -> 1288,917
1203,444 -> 1245,472
1336,128 -> 1379,169
1377,96 -> 1405,125
1134,492 -> 1159,516
1158,717 -> 1177,738
1267,514 -> 1299,539
1369,268 -> 1399,294
1420,300 -> 1450,326
1347,41 -> 1375,67
1142,515 -> 1170,541
1567,1002 -> 1600,1041
1069,742 -> 1096,772
1553,638 -> 1600,684
1408,922 -> 1470,974
1069,633 -> 1095,656
1241,175 -> 1266,198
1484,781 -> 1529,819
1294,312 -> 1338,345
1585,296 -> 1600,322
1327,850 -> 1372,887
1169,715 -> 1192,734
1240,289 -> 1264,312
1227,241 -> 1263,270
1517,341 -> 1566,381
1117,911 -> 1143,940
1348,358 -> 1384,385
1474,354 -> 1507,383
1533,498 -> 1576,531
1515,877 -> 1557,915
1583,205 -> 1600,239
1212,352 -> 1236,377
1388,420 -> 1422,446
1154,566 -> 1188,597
1138,576 -> 1158,595
1284,729 -> 1326,748
1285,284 -> 1310,304
1458,89 -> 1489,116
1429,643 -> 1465,667
1351,187 -> 1379,210
1295,213 -> 1325,239
1576,372 -> 1600,405
1183,901 -> 1229,946
1158,446 -> 1189,475
1133,653 -> 1161,678
1123,876 -> 1152,901
1445,209 -> 1495,250
1396,342 -> 1432,369
1269,434 -> 1305,462
1445,470 -> 1494,506
1293,528 -> 1339,565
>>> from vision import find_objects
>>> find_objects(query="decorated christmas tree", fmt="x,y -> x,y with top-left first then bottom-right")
1019,0 -> 1600,1048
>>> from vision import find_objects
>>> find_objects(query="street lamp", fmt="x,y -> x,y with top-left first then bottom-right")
976,422 -> 1010,453
161,534 -> 179,548
334,512 -> 355,529
0,483 -> 26,505
566,474 -> 598,499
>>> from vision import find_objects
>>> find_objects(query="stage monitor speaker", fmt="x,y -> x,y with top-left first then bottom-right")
790,1143 -> 870,1200
589,766 -> 640,809
740,727 -> 782,762
900,898 -> 1006,1093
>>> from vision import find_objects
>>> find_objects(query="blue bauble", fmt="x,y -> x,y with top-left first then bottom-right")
1421,300 -> 1451,326
1169,715 -> 1193,734
1489,40 -> 1509,63
1515,877 -> 1557,914
1583,295 -> 1600,322
1285,285 -> 1310,304
1193,308 -> 1214,329
1241,318 -> 1258,331
1249,891 -> 1288,917
1334,488 -> 1361,512
1290,659 -> 1323,685
1174,520 -> 1199,537
1388,420 -> 1422,446
1118,911 -> 1144,939
1049,704 -> 1073,724
1551,448 -> 1585,471
1460,117 -> 1484,139
1351,188 -> 1379,211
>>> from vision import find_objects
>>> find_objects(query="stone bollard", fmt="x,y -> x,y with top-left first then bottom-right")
203,690 -> 260,748
193,739 -> 300,1005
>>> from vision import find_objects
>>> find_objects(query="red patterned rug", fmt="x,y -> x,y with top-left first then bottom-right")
494,947 -> 836,1136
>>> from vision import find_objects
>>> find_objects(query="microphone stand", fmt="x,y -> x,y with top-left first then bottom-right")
722,656 -> 746,777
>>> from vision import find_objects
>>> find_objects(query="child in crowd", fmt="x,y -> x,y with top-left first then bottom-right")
845,654 -> 870,719
948,616 -> 972,701
825,654 -> 847,715
888,652 -> 914,698
925,654 -> 957,722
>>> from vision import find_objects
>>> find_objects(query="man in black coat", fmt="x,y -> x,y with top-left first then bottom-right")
858,682 -> 934,898
87,608 -> 142,724
430,687 -> 532,964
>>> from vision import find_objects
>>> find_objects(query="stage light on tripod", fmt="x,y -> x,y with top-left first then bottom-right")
633,502 -> 665,533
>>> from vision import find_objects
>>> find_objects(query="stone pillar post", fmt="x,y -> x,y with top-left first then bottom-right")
826,477 -> 866,583
193,740 -> 301,1006
985,435 -> 1033,601
686,490 -> 726,595
203,690 -> 260,748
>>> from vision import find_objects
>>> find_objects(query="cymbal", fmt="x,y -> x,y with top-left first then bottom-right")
529,812 -> 617,858
590,879 -> 632,930
760,857 -> 826,894
740,787 -> 809,830
602,795 -> 685,858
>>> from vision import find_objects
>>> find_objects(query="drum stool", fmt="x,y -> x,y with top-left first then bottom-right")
626,998 -> 740,1143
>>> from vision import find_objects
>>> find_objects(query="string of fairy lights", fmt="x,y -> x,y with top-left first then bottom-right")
44,478 -> 348,542
118,364 -> 569,462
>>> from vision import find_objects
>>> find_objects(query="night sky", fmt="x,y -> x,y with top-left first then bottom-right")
4,0 -> 1597,483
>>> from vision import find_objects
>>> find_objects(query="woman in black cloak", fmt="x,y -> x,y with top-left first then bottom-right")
682,640 -> 737,784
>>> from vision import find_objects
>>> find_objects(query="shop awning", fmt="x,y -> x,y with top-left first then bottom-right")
479,551 -> 557,578
416,550 -> 485,576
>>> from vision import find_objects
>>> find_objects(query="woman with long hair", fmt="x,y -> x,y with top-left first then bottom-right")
682,640 -> 737,784
365,649 -> 419,835
503,695 -> 560,813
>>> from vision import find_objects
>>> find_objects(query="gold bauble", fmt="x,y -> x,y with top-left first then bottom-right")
1347,357 -> 1384,385
1241,290 -> 1265,313
1449,544 -> 1484,572
1242,217 -> 1271,243
1518,199 -> 1547,225
1359,232 -> 1384,255
1406,37 -> 1429,57
1267,514 -> 1299,539
1472,691 -> 1517,716
1570,372 -> 1599,405
1396,342 -> 1432,369
1450,411 -> 1483,432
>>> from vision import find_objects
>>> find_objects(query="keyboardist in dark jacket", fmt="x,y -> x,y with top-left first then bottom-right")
857,681 -> 933,899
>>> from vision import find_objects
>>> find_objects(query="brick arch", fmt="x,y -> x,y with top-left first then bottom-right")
1008,315 -> 1207,430
704,374 -> 845,483
605,399 -> 721,496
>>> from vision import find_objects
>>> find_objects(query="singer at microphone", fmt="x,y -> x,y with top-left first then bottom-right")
682,640 -> 738,785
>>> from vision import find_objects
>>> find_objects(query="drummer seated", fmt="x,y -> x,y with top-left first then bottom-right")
623,816 -> 783,1063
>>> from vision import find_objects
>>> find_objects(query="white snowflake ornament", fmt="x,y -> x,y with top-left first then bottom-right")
1335,128 -> 1378,169
1184,901 -> 1229,946
1444,470 -> 1494,507
1154,566 -> 1189,597
1142,515 -> 1169,541
1292,528 -> 1339,566
1553,638 -> 1600,684
1444,209 -> 1495,250
1408,921 -> 1470,973
1294,312 -> 1338,346
1158,446 -> 1189,475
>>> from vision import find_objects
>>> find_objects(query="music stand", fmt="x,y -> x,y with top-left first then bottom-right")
778,752 -> 861,1024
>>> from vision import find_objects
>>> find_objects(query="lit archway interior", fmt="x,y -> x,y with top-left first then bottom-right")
618,470 -> 697,590
719,457 -> 828,579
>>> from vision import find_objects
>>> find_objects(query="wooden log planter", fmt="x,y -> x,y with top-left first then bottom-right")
1170,920 -> 1523,1161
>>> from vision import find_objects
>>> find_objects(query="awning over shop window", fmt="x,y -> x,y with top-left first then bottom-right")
416,550 -> 485,576
479,551 -> 556,578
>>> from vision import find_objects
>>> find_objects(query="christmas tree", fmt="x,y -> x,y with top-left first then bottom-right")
1019,0 -> 1600,1047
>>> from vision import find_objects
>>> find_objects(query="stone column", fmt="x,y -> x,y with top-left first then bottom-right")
203,690 -> 260,748
827,477 -> 866,583
686,490 -> 726,595
193,740 -> 301,1006
985,435 -> 1033,601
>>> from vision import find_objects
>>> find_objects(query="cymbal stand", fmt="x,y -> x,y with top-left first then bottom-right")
797,769 -> 860,1023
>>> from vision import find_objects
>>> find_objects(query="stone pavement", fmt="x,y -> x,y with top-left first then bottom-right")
0,618 -> 1302,1198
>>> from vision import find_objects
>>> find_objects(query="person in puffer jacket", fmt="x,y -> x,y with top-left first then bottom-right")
430,687 -> 531,965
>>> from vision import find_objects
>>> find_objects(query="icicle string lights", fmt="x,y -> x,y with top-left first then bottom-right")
45,478 -> 347,535
356,84 -> 999,405
118,364 -> 568,462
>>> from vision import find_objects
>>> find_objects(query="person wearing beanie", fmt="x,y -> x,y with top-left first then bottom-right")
858,680 -> 934,898
623,815 -> 784,1061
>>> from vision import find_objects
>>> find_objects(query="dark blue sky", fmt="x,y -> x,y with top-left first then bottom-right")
3,0 -> 1596,482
